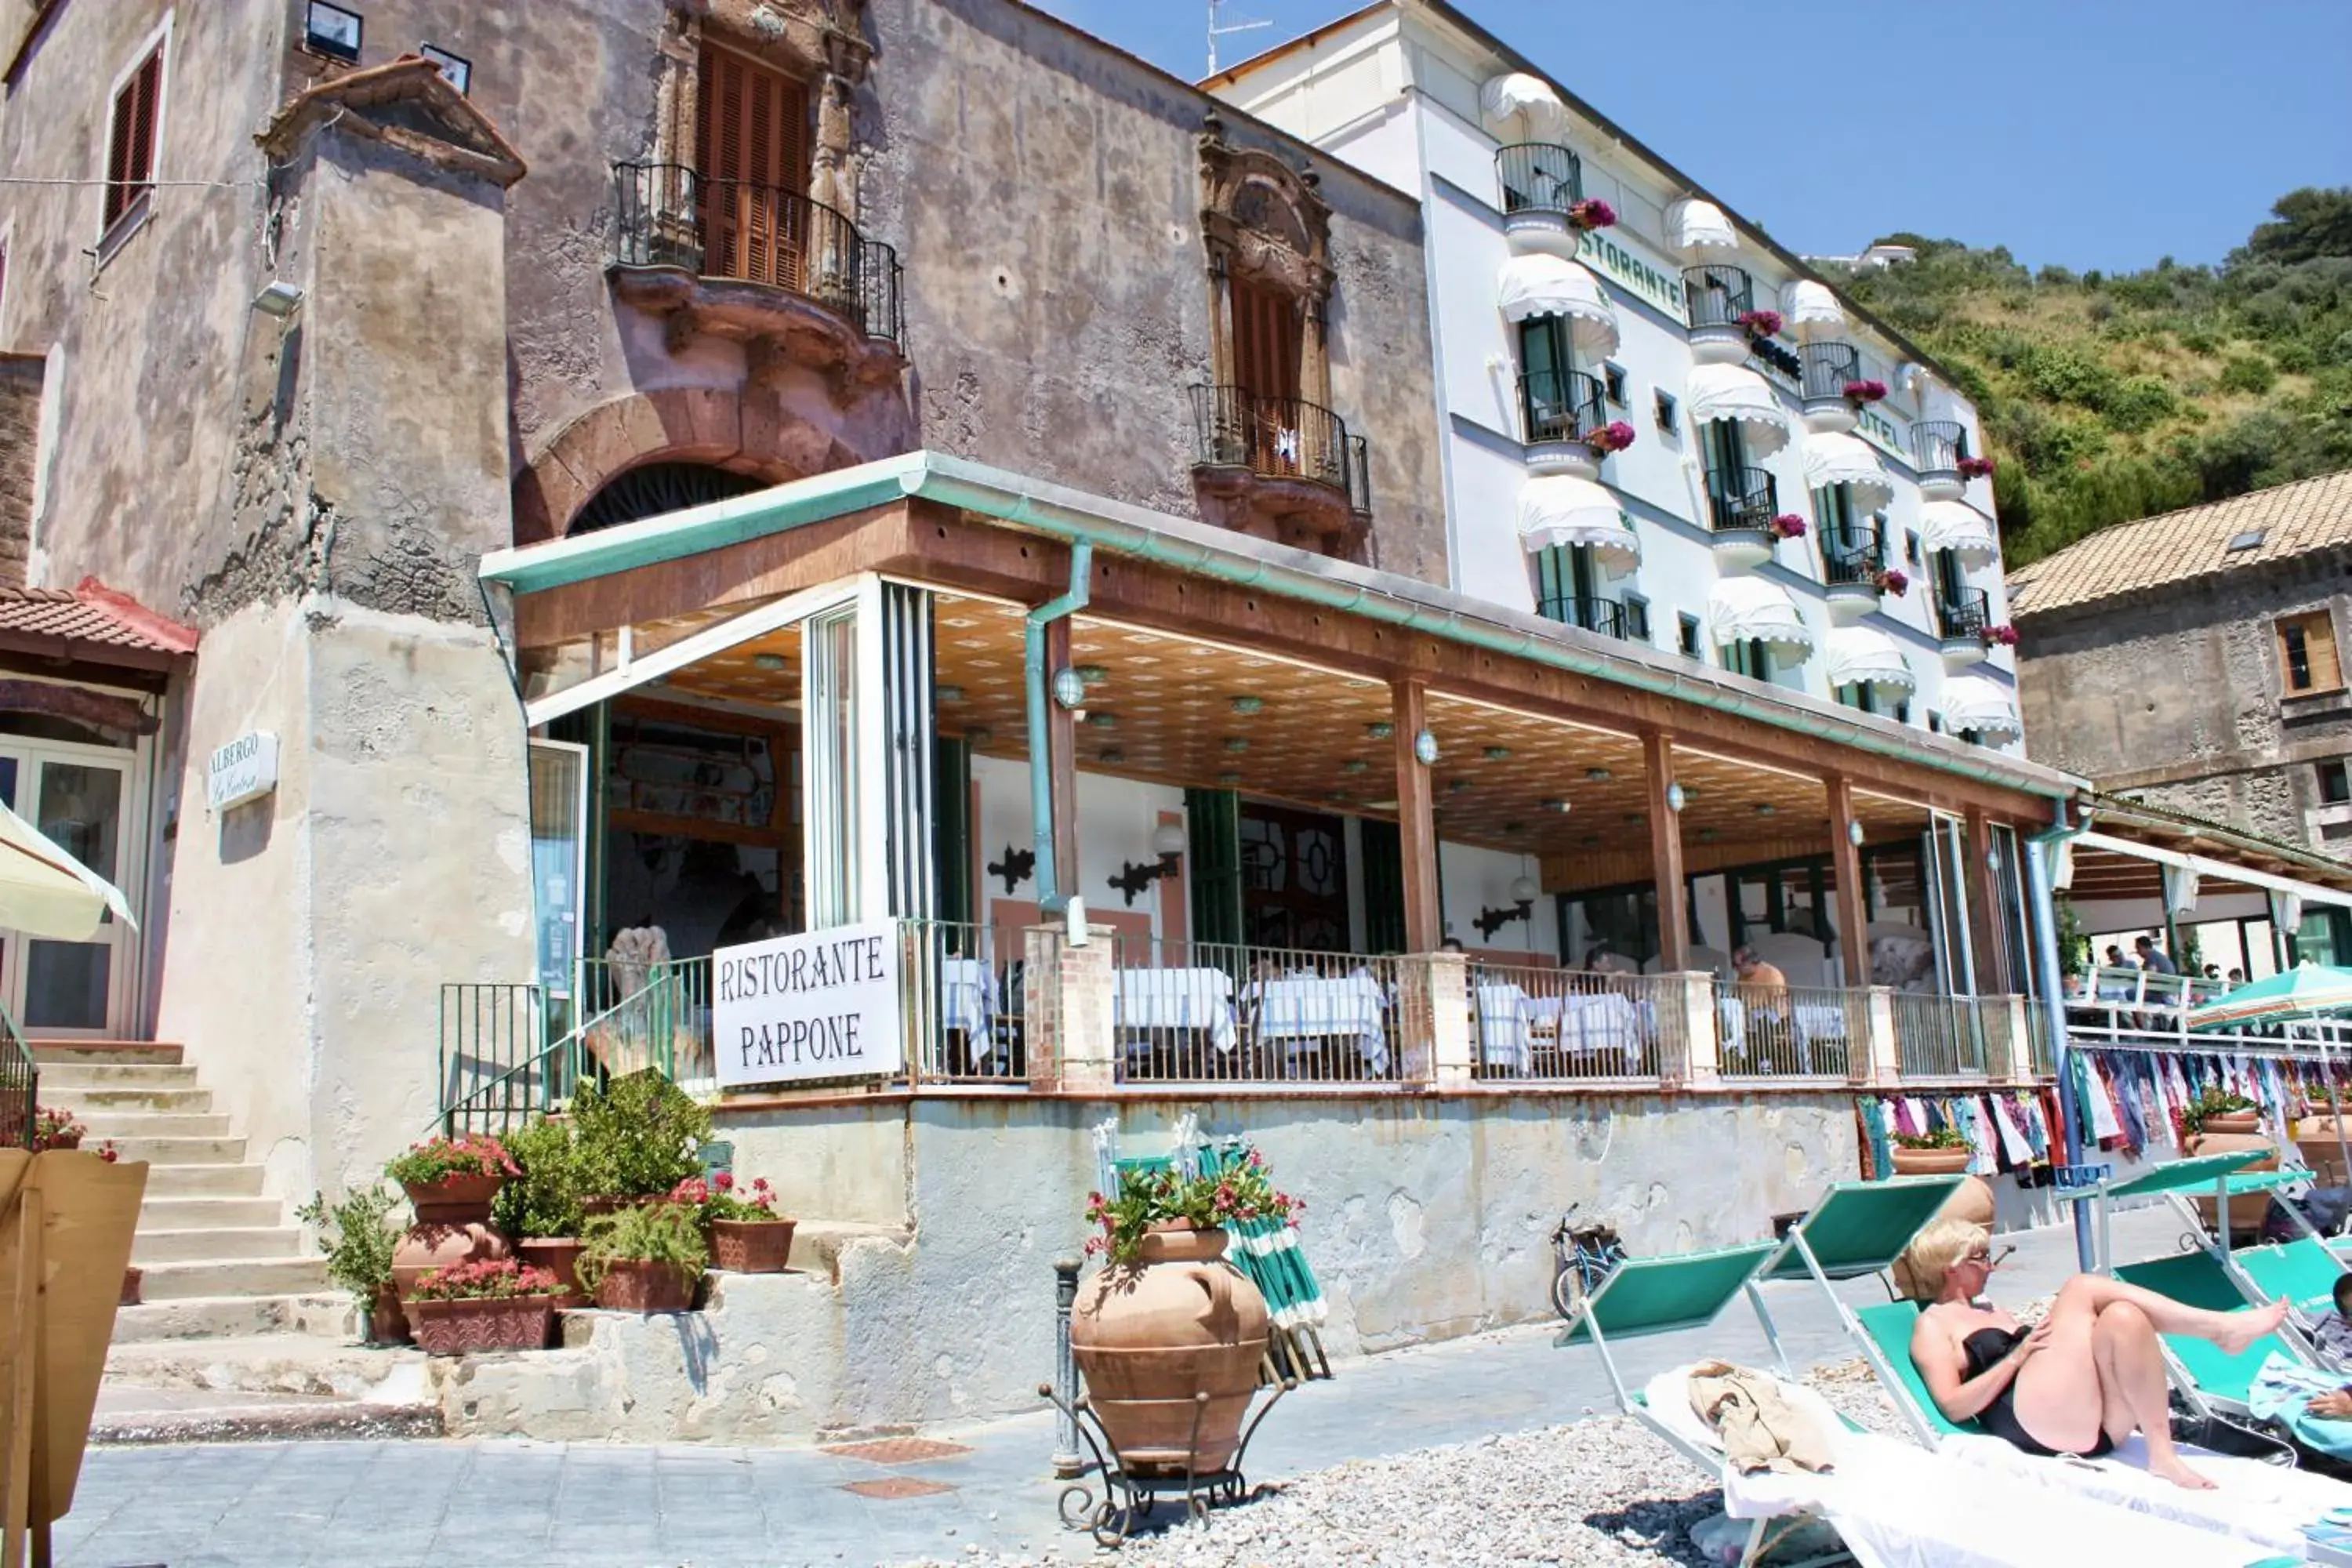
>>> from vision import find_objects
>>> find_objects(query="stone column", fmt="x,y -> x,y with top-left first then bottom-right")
1413,952 -> 1472,1089
1026,924 -> 1116,1092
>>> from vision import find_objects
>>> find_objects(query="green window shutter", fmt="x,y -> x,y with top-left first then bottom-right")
1359,818 -> 1406,954
933,735 -> 972,931
1185,787 -> 1243,948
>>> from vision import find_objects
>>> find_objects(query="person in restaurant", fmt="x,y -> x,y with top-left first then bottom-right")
2136,934 -> 2179,976
1730,945 -> 1795,1069
1904,1218 -> 2286,1489
2103,944 -> 2126,971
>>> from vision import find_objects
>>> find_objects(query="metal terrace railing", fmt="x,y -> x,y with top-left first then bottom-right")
1112,939 -> 1404,1084
1468,965 -> 1686,1085
1719,984 -> 1868,1080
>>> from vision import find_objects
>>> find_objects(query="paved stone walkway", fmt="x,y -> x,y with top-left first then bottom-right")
53,1207 -> 2160,1568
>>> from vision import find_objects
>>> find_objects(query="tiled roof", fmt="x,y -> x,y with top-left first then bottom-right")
0,579 -> 198,656
2008,467 -> 2352,619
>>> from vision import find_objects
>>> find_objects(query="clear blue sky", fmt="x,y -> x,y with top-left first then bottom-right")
1025,0 -> 2352,273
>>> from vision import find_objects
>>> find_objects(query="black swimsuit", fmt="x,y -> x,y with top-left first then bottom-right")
1962,1326 -> 2115,1459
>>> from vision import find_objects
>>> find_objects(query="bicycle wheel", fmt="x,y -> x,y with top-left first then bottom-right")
1550,1261 -> 1588,1321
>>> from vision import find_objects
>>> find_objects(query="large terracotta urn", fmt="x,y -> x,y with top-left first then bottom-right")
1072,1225 -> 1270,1475
2184,1131 -> 2277,1238
1891,1146 -> 1972,1178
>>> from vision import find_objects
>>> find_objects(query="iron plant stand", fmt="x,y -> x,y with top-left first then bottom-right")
1037,1371 -> 1294,1548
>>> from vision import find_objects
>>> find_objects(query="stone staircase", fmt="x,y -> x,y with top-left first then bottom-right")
34,1041 -> 349,1341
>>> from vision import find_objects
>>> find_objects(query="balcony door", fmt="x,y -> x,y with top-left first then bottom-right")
0,738 -> 140,1036
1229,275 -> 1312,480
695,44 -> 811,289
1238,801 -> 1348,953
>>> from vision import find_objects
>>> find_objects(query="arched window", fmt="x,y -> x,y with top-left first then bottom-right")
571,462 -> 768,535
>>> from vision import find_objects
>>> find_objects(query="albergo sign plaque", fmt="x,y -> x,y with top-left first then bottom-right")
713,920 -> 903,1089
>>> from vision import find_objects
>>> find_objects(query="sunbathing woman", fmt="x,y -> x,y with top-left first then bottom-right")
1904,1218 -> 2288,1490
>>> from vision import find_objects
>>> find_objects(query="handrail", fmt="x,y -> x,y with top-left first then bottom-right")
1189,385 -> 1372,516
1912,420 -> 1970,474
1537,593 -> 1631,641
1822,524 -> 1885,586
1799,341 -> 1862,401
1519,367 -> 1607,447
1703,463 -> 1778,532
1682,263 -> 1755,328
1936,587 -> 1991,642
1495,142 -> 1584,216
437,968 -> 688,1135
2,1006 -> 32,1149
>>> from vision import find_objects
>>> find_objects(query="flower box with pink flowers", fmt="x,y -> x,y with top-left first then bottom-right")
671,1172 -> 798,1274
1583,419 -> 1637,456
1769,514 -> 1808,540
1842,379 -> 1888,405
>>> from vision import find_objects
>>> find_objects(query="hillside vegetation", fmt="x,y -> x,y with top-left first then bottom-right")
1822,187 -> 2352,566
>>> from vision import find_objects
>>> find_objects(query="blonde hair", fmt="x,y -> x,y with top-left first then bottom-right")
1902,1218 -> 1990,1301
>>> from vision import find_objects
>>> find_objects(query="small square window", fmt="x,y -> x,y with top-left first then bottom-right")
304,2 -> 363,64
2278,611 -> 2343,695
1602,362 -> 1628,406
1891,697 -> 1911,725
2227,528 -> 2266,554
1906,532 -> 1922,568
1926,711 -> 1944,735
419,43 -> 470,94
2320,760 -> 2351,805
1622,595 -> 1651,642
1653,390 -> 1679,434
1678,612 -> 1701,659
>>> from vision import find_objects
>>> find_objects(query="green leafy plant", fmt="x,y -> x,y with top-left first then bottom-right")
2183,1087 -> 2259,1134
296,1185 -> 403,1299
576,1201 -> 710,1290
569,1070 -> 712,1199
1892,1127 -> 1969,1151
492,1117 -> 586,1240
384,1133 -> 519,1187
1082,1154 -> 1301,1267
408,1258 -> 561,1301
32,1106 -> 85,1149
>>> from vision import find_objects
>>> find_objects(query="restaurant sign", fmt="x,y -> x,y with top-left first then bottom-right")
205,731 -> 278,813
1577,226 -> 1686,324
713,920 -> 903,1088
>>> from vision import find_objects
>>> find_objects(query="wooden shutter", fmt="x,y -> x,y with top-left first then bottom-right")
1229,275 -> 1301,405
1184,787 -> 1243,949
104,49 -> 162,230
695,45 -> 810,288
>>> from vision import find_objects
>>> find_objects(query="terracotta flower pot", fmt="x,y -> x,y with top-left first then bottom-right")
120,1266 -> 142,1307
2198,1111 -> 2262,1136
517,1238 -> 590,1308
401,1172 -> 505,1225
710,1218 -> 796,1274
1072,1225 -> 1270,1477
405,1294 -> 556,1355
368,1283 -> 412,1345
1892,1146 -> 1972,1176
47,1132 -> 82,1150
591,1259 -> 696,1312
391,1222 -> 510,1328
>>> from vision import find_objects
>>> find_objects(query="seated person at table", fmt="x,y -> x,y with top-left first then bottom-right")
1905,1218 -> 2286,1489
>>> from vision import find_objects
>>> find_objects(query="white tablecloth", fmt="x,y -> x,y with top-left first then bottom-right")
1248,974 -> 1388,1073
1116,967 -> 1239,1054
938,958 -> 997,1040
1475,983 -> 1533,1073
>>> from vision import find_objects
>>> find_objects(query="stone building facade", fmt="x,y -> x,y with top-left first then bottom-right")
2011,470 -> 2352,859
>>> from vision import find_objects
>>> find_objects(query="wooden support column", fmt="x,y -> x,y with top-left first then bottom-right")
1394,681 -> 1441,953
1046,616 -> 1079,909
1963,807 -> 2005,993
1645,731 -> 1690,973
1828,775 -> 1871,989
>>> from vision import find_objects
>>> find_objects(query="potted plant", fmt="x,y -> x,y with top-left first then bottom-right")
578,1201 -> 708,1312
1735,308 -> 1783,340
1566,197 -> 1616,232
1072,1158 -> 1296,1475
1583,419 -> 1636,456
1842,378 -> 1889,405
1871,567 -> 1910,597
31,1106 -> 85,1150
1957,455 -> 1998,480
385,1133 -> 519,1224
1769,513 -> 1808,541
570,1069 -> 713,1210
404,1258 -> 562,1355
297,1185 -> 409,1345
2183,1087 -> 2260,1138
495,1116 -> 590,1308
673,1173 -> 797,1273
1982,624 -> 2021,649
1890,1127 -> 1973,1176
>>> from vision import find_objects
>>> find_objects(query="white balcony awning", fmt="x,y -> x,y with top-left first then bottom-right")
1518,475 -> 1639,572
1920,499 -> 2000,570
1826,626 -> 1915,694
1686,363 -> 1791,459
1481,72 -> 1566,139
1781,279 -> 1845,330
1941,673 -> 2022,742
1802,431 -> 1895,513
1496,255 -> 1621,358
1668,198 -> 1737,252
1708,575 -> 1813,658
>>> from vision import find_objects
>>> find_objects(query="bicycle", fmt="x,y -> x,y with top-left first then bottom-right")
1548,1204 -> 1629,1320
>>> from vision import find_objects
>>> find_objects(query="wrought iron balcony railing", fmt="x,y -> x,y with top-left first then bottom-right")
1519,367 -> 1608,447
1538,593 -> 1640,642
1800,341 -> 1863,402
1704,463 -> 1779,533
1912,419 -> 1971,474
1936,586 -> 1992,642
1683,263 -> 1756,330
610,161 -> 904,348
1821,525 -> 1886,587
1189,386 -> 1372,516
1495,143 -> 1584,217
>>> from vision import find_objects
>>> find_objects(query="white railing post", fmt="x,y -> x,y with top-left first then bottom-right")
1865,986 -> 1903,1087
1678,972 -> 1719,1088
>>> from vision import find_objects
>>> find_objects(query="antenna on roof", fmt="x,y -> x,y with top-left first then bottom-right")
1207,0 -> 1272,75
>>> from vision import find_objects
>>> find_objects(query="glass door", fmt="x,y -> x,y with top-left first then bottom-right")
0,741 -> 139,1036
528,739 -> 590,1004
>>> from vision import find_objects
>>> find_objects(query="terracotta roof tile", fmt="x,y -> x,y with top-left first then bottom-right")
2009,467 -> 2352,619
0,579 -> 198,655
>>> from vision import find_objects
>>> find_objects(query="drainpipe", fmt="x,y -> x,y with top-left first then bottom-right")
1025,541 -> 1093,912
2024,799 -> 2095,1271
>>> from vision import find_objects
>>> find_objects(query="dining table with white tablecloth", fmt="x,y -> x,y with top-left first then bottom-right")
1115,967 -> 1240,1055
1247,971 -> 1390,1074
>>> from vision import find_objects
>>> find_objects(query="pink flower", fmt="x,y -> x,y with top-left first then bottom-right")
713,1171 -> 735,1192
1769,514 -> 1808,540
1957,456 -> 1997,480
1876,568 -> 1909,596
1736,309 -> 1783,339
1567,198 -> 1617,231
1842,379 -> 1888,404
1984,624 -> 2020,648
1584,419 -> 1638,455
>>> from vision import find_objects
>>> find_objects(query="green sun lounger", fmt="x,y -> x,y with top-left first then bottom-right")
2233,1235 -> 2348,1316
1851,1299 -> 1982,1445
2112,1248 -> 2310,1417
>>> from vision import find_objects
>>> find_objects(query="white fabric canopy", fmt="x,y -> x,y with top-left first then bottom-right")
0,799 -> 134,941
1827,626 -> 1915,693
1686,363 -> 1791,458
1941,673 -> 2023,742
1802,431 -> 1895,512
1496,255 -> 1620,358
1780,279 -> 1845,330
1480,72 -> 1566,139
1668,198 -> 1737,252
1920,499 -> 2001,569
1708,576 -> 1813,657
1517,476 -> 1639,571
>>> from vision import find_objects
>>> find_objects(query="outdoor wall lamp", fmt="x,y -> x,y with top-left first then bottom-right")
1665,782 -> 1687,811
1051,668 -> 1087,710
251,280 -> 305,318
1848,819 -> 1867,847
1414,729 -> 1440,767
1110,824 -> 1187,906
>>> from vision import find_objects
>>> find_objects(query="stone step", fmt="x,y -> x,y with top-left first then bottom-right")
141,1196 -> 284,1230
29,1040 -> 183,1065
31,1062 -> 198,1089
105,1334 -> 428,1401
141,1163 -> 266,1198
133,1256 -> 332,1301
74,1110 -> 231,1138
42,1084 -> 213,1113
102,1134 -> 246,1166
132,1226 -> 305,1265
111,1294 -> 355,1344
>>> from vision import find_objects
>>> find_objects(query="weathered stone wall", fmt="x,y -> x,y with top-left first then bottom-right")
2018,568 -> 2352,853
0,354 -> 43,588
440,1091 -> 1857,1442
